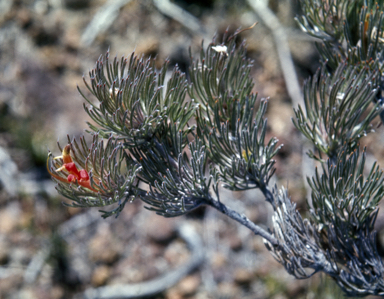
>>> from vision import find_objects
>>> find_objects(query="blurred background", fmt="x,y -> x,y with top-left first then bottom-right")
0,0 -> 383,298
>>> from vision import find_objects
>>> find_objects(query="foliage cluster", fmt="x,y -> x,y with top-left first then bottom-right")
47,0 -> 384,296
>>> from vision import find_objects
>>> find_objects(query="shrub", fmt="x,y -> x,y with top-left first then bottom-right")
47,1 -> 384,296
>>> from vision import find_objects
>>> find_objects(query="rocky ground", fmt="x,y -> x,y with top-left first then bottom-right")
1,0 -> 384,298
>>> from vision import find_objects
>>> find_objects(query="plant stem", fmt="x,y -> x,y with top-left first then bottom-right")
260,185 -> 276,209
206,197 -> 280,247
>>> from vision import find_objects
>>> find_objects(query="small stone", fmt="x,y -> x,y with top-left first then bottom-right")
91,265 -> 110,287
88,225 -> 121,264
251,237 -> 268,252
228,235 -> 242,251
163,240 -> 189,265
144,216 -> 176,243
211,252 -> 227,268
0,203 -> 21,234
245,206 -> 260,223
51,285 -> 65,299
89,239 -> 119,264
217,282 -> 239,298
165,287 -> 182,299
63,27 -> 81,52
234,268 -> 253,285
177,274 -> 200,296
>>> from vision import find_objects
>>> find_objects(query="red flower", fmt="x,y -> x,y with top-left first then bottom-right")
47,145 -> 97,192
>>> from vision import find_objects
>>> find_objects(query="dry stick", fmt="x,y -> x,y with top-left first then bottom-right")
201,207 -> 219,293
23,247 -> 50,284
81,0 -> 133,47
80,224 -> 204,299
25,210 -> 204,299
23,209 -> 101,284
246,0 -> 302,107
153,0 -> 206,35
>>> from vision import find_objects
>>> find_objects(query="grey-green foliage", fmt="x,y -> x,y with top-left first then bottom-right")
268,149 -> 384,296
293,61 -> 380,160
268,171 -> 384,296
138,137 -> 215,217
49,34 -> 279,220
308,147 -> 384,233
274,0 -> 384,296
79,53 -> 197,147
296,0 -> 384,72
47,1 -> 384,296
189,40 -> 281,191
